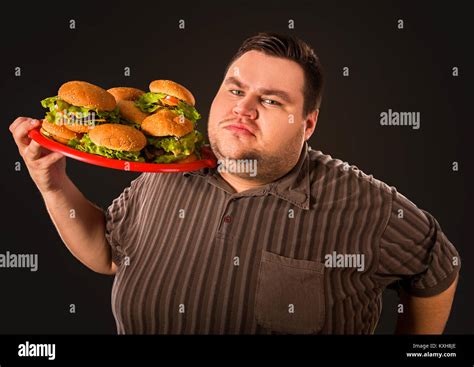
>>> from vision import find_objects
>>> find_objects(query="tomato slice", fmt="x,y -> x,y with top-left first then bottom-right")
161,95 -> 180,106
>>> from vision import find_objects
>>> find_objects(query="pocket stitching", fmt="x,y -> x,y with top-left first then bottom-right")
264,259 -> 324,273
262,250 -> 324,272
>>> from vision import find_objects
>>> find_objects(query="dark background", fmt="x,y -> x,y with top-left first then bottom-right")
0,0 -> 472,334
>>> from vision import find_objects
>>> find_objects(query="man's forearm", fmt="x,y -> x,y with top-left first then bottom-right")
42,176 -> 115,275
395,274 -> 459,334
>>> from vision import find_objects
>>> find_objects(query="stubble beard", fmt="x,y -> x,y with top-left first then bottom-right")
209,124 -> 305,183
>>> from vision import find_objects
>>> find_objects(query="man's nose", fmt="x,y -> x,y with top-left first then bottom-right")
232,97 -> 258,120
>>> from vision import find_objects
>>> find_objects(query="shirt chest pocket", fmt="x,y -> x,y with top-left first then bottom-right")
254,250 -> 325,334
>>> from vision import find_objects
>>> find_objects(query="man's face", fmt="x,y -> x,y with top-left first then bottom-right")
208,50 -> 314,181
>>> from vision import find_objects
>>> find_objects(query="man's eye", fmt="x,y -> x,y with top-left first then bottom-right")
262,98 -> 281,106
229,90 -> 243,96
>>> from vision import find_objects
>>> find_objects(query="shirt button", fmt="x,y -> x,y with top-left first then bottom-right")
223,215 -> 232,223
293,192 -> 307,203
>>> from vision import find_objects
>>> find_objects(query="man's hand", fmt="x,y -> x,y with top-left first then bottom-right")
9,117 -> 67,194
395,274 -> 459,334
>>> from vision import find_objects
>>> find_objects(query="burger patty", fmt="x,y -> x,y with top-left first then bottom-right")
144,146 -> 165,160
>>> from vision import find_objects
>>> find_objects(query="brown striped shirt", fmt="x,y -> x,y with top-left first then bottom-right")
105,142 -> 460,334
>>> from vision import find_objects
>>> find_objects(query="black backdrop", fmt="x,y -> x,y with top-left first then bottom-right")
0,0 -> 472,334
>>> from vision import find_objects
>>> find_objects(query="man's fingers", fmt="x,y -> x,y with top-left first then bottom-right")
9,117 -> 30,134
38,151 -> 65,166
24,140 -> 46,161
10,118 -> 64,166
24,141 -> 64,165
12,118 -> 41,151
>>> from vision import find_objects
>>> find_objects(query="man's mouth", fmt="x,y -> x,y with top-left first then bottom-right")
223,123 -> 255,136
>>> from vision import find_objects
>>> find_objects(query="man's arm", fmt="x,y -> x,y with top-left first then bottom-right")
43,177 -> 117,275
9,117 -> 116,275
395,274 -> 459,334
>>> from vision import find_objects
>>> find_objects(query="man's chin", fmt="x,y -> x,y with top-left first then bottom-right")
212,141 -> 258,161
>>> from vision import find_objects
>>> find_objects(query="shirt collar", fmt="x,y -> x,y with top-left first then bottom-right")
268,142 -> 311,210
184,142 -> 311,210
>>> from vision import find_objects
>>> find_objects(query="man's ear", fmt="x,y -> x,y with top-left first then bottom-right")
304,109 -> 319,141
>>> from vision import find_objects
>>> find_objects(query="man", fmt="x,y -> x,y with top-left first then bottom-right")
10,32 -> 460,334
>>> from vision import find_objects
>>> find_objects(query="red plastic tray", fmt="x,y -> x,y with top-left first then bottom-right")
28,127 -> 217,173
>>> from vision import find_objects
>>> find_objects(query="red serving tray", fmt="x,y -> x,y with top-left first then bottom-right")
28,127 -> 217,173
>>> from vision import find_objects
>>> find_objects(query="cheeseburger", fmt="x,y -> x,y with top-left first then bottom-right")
41,81 -> 120,133
137,80 -> 204,163
69,124 -> 147,162
135,80 -> 201,123
40,119 -> 82,145
107,87 -> 149,129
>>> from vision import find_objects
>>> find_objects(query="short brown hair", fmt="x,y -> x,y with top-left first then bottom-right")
225,32 -> 324,117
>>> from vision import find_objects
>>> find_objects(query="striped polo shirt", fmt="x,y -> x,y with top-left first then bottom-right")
105,142 -> 461,334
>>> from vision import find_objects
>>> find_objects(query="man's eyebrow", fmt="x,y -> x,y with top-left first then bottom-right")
224,76 -> 293,103
256,87 -> 292,103
224,76 -> 246,88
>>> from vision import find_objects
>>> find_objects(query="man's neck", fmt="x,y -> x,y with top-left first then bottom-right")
218,171 -> 270,193
215,143 -> 307,193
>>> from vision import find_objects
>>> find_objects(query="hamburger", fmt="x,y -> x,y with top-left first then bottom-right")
141,110 -> 203,163
41,81 -> 120,133
135,80 -> 201,124
69,124 -> 147,162
108,87 -> 145,102
40,119 -> 82,145
107,87 -> 149,129
137,80 -> 204,163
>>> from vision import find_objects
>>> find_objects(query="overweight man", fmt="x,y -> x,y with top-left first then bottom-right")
9,32 -> 460,334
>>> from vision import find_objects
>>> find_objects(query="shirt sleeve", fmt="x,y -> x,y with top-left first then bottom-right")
104,173 -> 148,266
374,187 -> 461,297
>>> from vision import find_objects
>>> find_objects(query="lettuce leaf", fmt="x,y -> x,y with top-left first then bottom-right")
147,130 -> 204,156
118,119 -> 141,130
71,134 -> 145,162
152,133 -> 205,163
135,92 -> 201,123
134,92 -> 168,113
176,100 -> 201,124
41,96 -> 120,126
153,153 -> 188,164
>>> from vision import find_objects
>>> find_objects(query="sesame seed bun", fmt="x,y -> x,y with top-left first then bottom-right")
40,120 -> 82,144
107,87 -> 145,102
116,100 -> 149,125
149,80 -> 196,106
88,124 -> 147,152
63,122 -> 95,133
141,109 -> 193,137
58,81 -> 116,111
